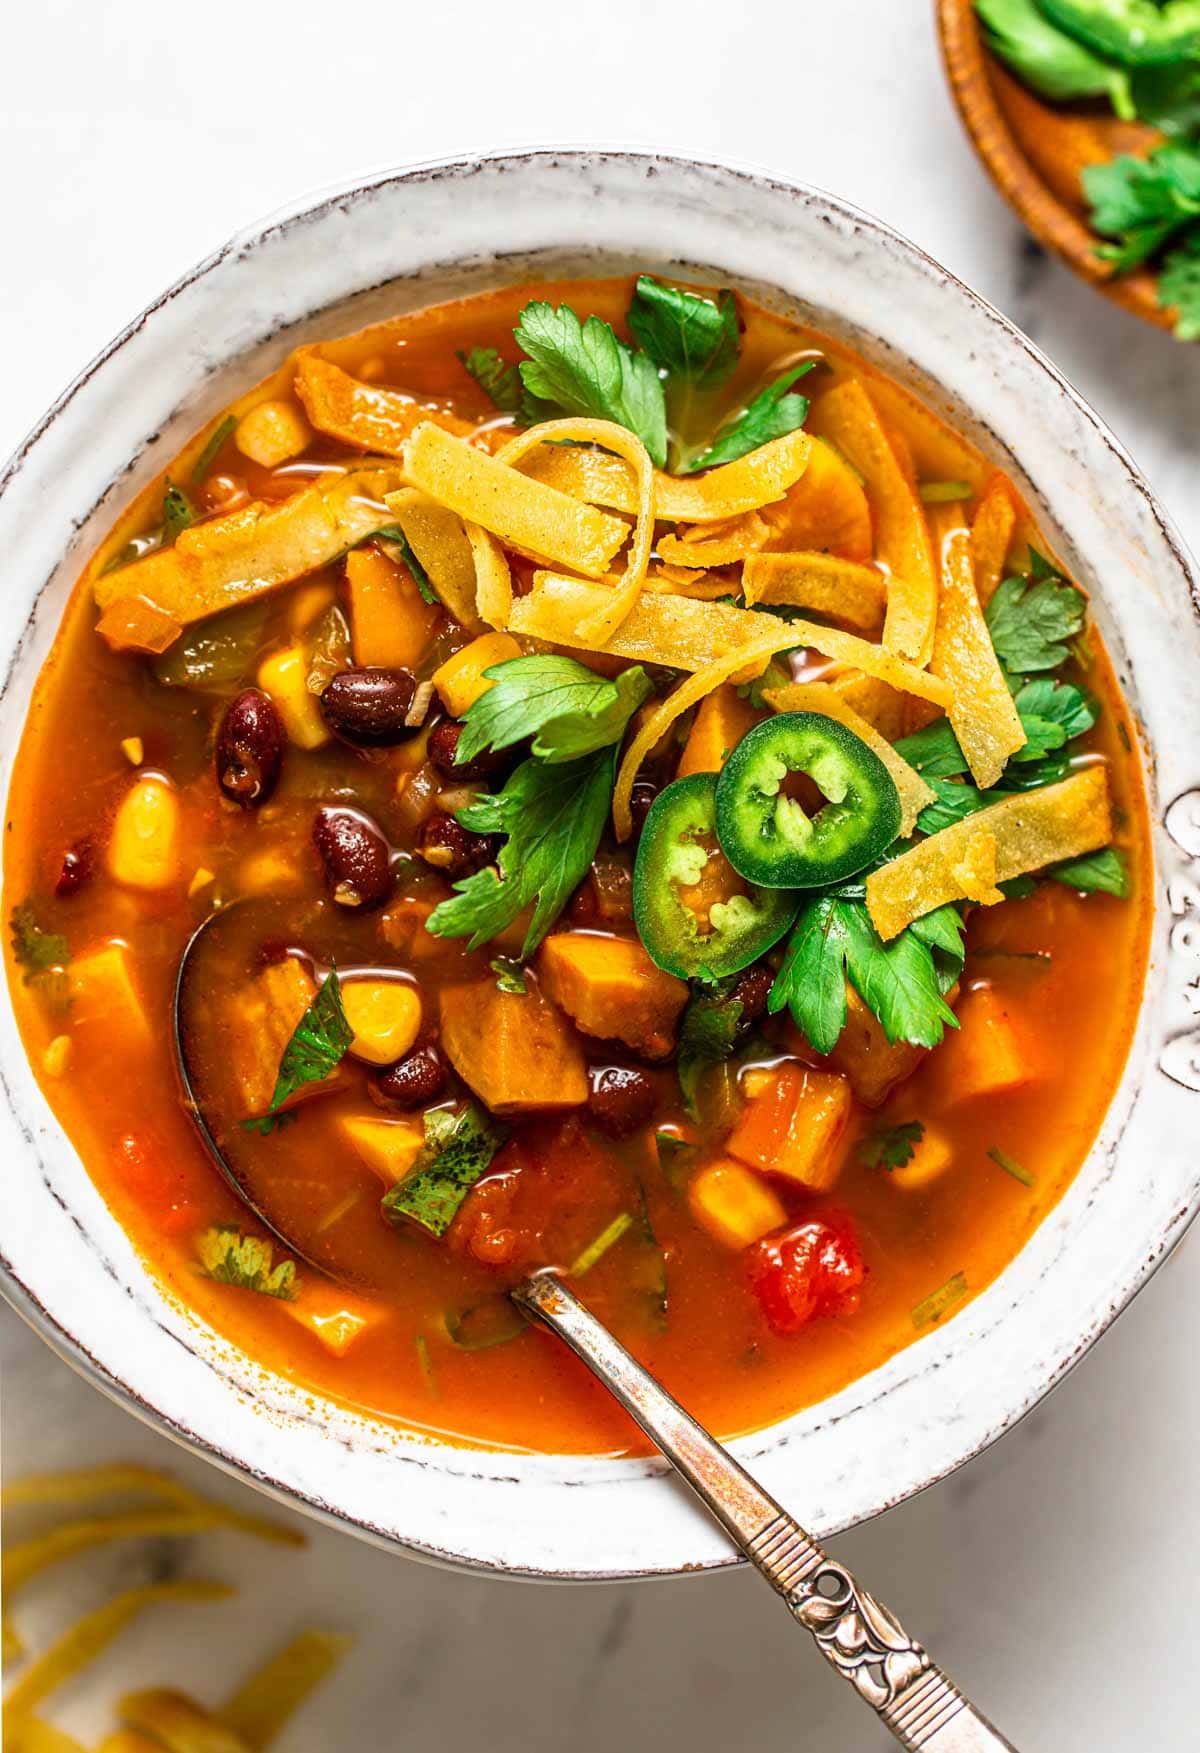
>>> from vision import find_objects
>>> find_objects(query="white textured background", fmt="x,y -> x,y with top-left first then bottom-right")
4,2 -> 1200,1747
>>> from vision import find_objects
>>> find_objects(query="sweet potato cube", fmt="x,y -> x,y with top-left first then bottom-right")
257,644 -> 330,750
346,546 -> 439,670
340,1114 -> 425,1186
283,1279 -> 386,1356
689,1159 -> 786,1250
830,986 -> 927,1108
440,980 -> 587,1113
69,942 -> 150,1041
677,684 -> 758,777
727,1063 -> 852,1192
935,985 -> 1035,1104
230,958 -> 347,1117
538,933 -> 688,1059
433,632 -> 521,717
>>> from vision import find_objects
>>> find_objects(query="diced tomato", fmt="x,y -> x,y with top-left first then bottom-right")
747,1217 -> 865,1335
114,1132 -> 198,1235
450,1118 -> 623,1272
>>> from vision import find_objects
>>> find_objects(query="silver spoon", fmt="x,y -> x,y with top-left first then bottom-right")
175,908 -> 1017,1751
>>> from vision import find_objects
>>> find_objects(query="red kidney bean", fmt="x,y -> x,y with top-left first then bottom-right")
370,1043 -> 448,1110
55,838 -> 94,898
629,777 -> 660,837
216,689 -> 284,807
587,1066 -> 656,1137
312,806 -> 393,909
319,668 -> 421,746
416,812 -> 498,879
427,719 -> 511,782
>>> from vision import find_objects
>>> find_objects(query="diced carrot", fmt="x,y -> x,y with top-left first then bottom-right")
677,684 -> 759,777
440,980 -> 588,1113
829,986 -> 927,1109
934,985 -> 1035,1104
539,932 -> 688,1059
727,1063 -> 852,1191
689,1160 -> 786,1250
345,546 -> 439,669
96,597 -> 183,655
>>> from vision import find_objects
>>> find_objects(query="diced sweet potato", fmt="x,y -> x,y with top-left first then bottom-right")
257,644 -> 330,750
346,546 -> 439,670
69,942 -> 149,1041
230,958 -> 347,1117
340,1114 -> 425,1185
727,1063 -> 852,1192
689,1159 -> 786,1249
677,684 -> 759,777
934,985 -> 1035,1104
538,933 -> 688,1059
440,980 -> 587,1113
830,986 -> 927,1108
282,1278 -> 387,1356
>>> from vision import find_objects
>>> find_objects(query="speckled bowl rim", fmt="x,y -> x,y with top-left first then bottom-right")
1,147 -> 1198,1581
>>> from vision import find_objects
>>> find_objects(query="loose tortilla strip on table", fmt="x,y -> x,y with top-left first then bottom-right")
759,437 -> 872,562
929,505 -> 1026,788
293,350 -> 479,454
512,574 -> 951,708
742,551 -> 887,633
762,680 -> 934,837
5,1719 -> 88,1752
217,1630 -> 352,1751
861,374 -> 989,495
971,473 -> 1019,607
809,380 -> 937,664
657,512 -> 770,568
94,466 -> 407,627
516,428 -> 811,523
96,596 -> 184,655
464,521 -> 512,629
402,422 -> 629,580
116,1691 -> 247,1753
865,767 -> 1112,940
383,488 -> 485,633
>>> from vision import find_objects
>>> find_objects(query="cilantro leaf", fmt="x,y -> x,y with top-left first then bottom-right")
1085,146 -> 1200,234
894,718 -> 975,779
840,903 -> 960,1049
681,363 -> 815,474
767,896 -> 851,1055
858,1119 -> 925,1171
490,956 -> 527,994
457,346 -> 525,416
1159,229 -> 1200,340
677,981 -> 745,1119
513,301 -> 667,467
162,481 -> 194,544
1011,676 -> 1097,757
426,749 -> 614,956
196,1226 -> 298,1300
975,0 -> 1134,114
1039,0 -> 1200,68
10,902 -> 69,982
259,966 -> 353,1119
916,776 -> 994,834
190,415 -> 236,487
898,679 -> 1094,793
381,1105 -> 507,1237
627,276 -> 740,391
1048,846 -> 1129,896
1130,62 -> 1200,139
456,655 -> 652,766
909,904 -> 968,995
984,566 -> 1087,675
374,525 -> 439,605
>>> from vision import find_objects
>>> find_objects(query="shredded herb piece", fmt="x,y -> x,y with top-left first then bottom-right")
655,1130 -> 697,1188
681,363 -> 815,474
162,481 -> 195,543
240,1110 -> 300,1137
255,967 -> 353,1121
457,346 -> 525,416
676,981 -> 746,1120
414,1332 -> 438,1392
918,480 -> 974,503
444,1296 -> 528,1350
859,1120 -> 926,1171
513,300 -> 668,467
374,524 -> 439,605
1048,845 -> 1129,896
195,1226 -> 298,1300
569,1212 -> 635,1278
988,1145 -> 1036,1187
456,654 -> 652,766
912,1270 -> 968,1331
189,415 -> 236,487
10,902 -> 69,983
381,1105 -> 507,1237
489,957 -> 527,994
153,599 -> 271,692
627,276 -> 740,391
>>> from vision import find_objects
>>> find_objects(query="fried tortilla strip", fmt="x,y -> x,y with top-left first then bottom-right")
824,669 -> 911,741
866,768 -> 1112,940
94,467 -> 407,626
645,566 -> 731,600
862,374 -> 989,494
971,473 -> 1019,607
464,521 -> 512,629
763,680 -> 934,837
516,427 -> 811,522
383,488 -> 485,633
809,380 -> 937,664
401,422 -> 629,579
929,505 -> 1026,789
657,512 -> 770,568
742,551 -> 887,633
760,437 -> 872,561
217,1630 -> 353,1751
116,1692 -> 248,1753
293,350 -> 478,453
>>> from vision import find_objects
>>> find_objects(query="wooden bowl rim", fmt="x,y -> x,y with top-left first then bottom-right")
935,0 -> 1175,333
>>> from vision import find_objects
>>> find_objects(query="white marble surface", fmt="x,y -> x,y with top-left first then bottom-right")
3,1 -> 1199,1747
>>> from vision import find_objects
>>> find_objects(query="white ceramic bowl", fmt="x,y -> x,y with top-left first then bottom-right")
2,150 -> 1199,1580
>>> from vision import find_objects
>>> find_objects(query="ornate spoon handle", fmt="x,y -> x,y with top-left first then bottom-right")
514,1270 -> 1017,1753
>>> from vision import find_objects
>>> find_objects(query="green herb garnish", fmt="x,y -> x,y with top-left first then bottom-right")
676,981 -> 746,1120
1040,0 -> 1200,68
457,346 -> 525,416
10,902 -> 69,983
256,967 -> 353,1121
456,654 -> 652,766
1048,845 -> 1129,895
859,1120 -> 926,1171
189,415 -> 236,487
988,1145 -> 1036,1187
984,557 -> 1087,676
162,481 -> 195,543
489,957 -> 527,994
976,0 -> 1134,114
1159,229 -> 1200,337
569,1212 -> 635,1278
627,275 -> 740,392
912,1271 -> 968,1330
374,524 -> 439,605
681,363 -> 815,474
382,1105 -> 507,1237
513,301 -> 668,467
196,1226 -> 298,1300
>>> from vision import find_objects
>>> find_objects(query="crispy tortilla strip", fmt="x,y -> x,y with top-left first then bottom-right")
810,380 -> 937,664
971,473 -> 1019,607
645,566 -> 730,600
513,575 -> 951,713
464,521 -> 512,629
516,428 -> 811,522
96,1736 -> 164,1753
950,829 -> 1003,905
497,420 -> 653,644
0,1467 -> 303,1548
96,597 -> 184,654
825,669 -> 911,741
866,768 -> 1112,940
383,488 -> 484,633
4,1509 -> 230,1594
95,467 -> 406,625
218,1631 -> 352,1751
763,680 -> 934,837
5,1720 -> 88,1753
613,627 -> 800,840
117,1692 -> 248,1753
742,551 -> 886,633
929,505 -> 1026,788
401,422 -> 629,580
657,513 -> 770,567
862,374 -> 989,494
3,1582 -> 232,1721
293,350 -> 478,454
760,437 -> 872,561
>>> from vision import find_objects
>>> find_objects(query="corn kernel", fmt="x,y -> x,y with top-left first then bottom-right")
257,645 -> 329,749
341,979 -> 422,1066
688,1159 -> 786,1250
120,736 -> 144,766
433,632 -> 521,717
187,866 -> 215,898
887,1125 -> 956,1191
287,580 -> 336,635
237,847 -> 303,896
340,1114 -> 425,1185
107,775 -> 180,890
42,1034 -> 72,1078
740,1066 -> 775,1100
235,398 -> 313,468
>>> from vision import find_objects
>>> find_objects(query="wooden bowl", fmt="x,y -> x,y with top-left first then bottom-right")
936,0 -> 1173,332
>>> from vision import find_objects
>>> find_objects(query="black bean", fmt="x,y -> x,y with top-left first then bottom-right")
370,1043 -> 448,1110
416,812 -> 498,879
427,719 -> 510,782
732,963 -> 774,1028
629,777 -> 660,837
319,668 -> 420,747
216,689 -> 284,807
312,806 -> 393,909
587,1066 -> 656,1137
55,838 -> 94,898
